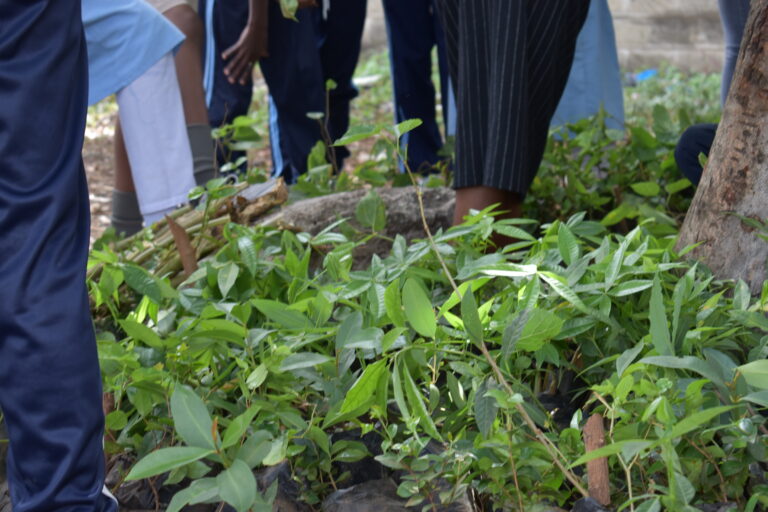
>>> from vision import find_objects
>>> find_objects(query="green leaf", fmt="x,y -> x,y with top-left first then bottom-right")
280,352 -> 332,371
394,119 -> 423,138
539,272 -> 618,329
237,236 -> 259,277
741,390 -> 768,407
221,405 -> 260,450
474,379 -> 498,438
631,181 -> 661,197
217,459 -> 257,512
105,410 -> 128,431
340,359 -> 389,415
600,202 -> 634,227
171,385 -> 216,450
610,279 -> 653,297
392,360 -> 410,422
460,290 -> 483,345
237,431 -> 273,468
166,479 -> 219,512
673,471 -> 696,505
167,478 -> 218,512
278,0 -> 298,19
252,299 -> 312,329
665,178 -> 692,195
636,498 -> 661,512
605,234 -> 630,290
501,309 -> 530,359
402,278 -> 436,338
557,223 -> 579,266
641,356 -> 724,387
570,440 -> 652,467
384,281 -> 406,327
344,327 -> 384,351
126,447 -> 214,480
333,124 -> 381,146
515,309 -> 563,352
667,406 -> 734,439
217,262 -> 240,298
731,310 -> 768,331
738,360 -> 768,390
355,190 -> 387,231
336,311 -> 362,351
246,364 -> 268,390
446,372 -> 466,409
368,284 -> 387,321
402,363 -> 442,440
649,276 -> 673,356
119,319 -> 164,349
617,342 -> 644,377
123,264 -> 166,303
734,279 -> 751,310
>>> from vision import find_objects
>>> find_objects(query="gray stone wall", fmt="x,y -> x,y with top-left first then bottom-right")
361,0 -> 726,73
610,0 -> 724,73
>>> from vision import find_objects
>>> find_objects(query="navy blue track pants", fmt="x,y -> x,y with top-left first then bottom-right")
383,0 -> 452,172
0,1 -> 114,511
201,0 -> 367,183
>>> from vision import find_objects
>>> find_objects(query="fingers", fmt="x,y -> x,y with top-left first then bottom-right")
225,51 -> 253,85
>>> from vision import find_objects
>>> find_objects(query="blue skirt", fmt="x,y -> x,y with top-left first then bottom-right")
82,0 -> 184,105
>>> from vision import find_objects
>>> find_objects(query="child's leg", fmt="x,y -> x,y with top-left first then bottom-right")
116,53 -> 196,226
163,3 -> 218,185
111,120 -> 143,236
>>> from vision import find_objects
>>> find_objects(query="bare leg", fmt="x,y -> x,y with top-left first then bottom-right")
114,120 -> 136,193
164,5 -> 208,124
454,186 -> 523,249
164,5 -> 217,185
111,120 -> 142,236
453,186 -> 522,224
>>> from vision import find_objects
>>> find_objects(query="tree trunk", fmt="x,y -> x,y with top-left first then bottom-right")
676,0 -> 768,292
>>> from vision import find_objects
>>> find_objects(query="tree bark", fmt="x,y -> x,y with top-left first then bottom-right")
583,414 -> 611,507
676,0 -> 768,292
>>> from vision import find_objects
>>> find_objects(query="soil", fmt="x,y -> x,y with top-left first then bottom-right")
83,108 -> 117,245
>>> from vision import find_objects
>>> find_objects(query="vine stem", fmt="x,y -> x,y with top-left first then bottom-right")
403,155 -> 590,499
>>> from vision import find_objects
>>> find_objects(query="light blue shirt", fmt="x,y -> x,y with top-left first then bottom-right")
551,0 -> 625,131
82,0 -> 185,105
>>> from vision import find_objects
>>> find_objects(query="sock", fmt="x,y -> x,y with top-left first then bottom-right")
187,123 -> 217,186
111,189 -> 143,237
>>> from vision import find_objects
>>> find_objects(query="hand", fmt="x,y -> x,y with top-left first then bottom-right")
222,16 -> 268,85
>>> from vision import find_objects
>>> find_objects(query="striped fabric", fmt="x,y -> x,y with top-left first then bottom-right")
438,0 -> 591,195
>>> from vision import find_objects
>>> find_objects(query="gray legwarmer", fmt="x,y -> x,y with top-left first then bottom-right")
187,123 -> 217,186
111,189 -> 143,237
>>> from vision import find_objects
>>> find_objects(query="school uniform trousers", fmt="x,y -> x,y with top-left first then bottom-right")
438,0 -> 591,196
0,1 -> 116,511
383,0 -> 454,172
200,0 -> 367,183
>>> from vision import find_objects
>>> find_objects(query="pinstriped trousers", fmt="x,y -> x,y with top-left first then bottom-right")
438,0 -> 590,196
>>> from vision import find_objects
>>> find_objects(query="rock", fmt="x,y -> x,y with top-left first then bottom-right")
260,186 -> 455,267
571,497 -> 612,512
322,477 -> 474,512
256,461 -> 312,512
0,479 -> 9,512
696,504 -> 738,512
323,478 -> 407,512
330,430 -> 387,488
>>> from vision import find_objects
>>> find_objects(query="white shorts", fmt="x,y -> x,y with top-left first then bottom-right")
146,0 -> 198,13
116,53 -> 195,221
